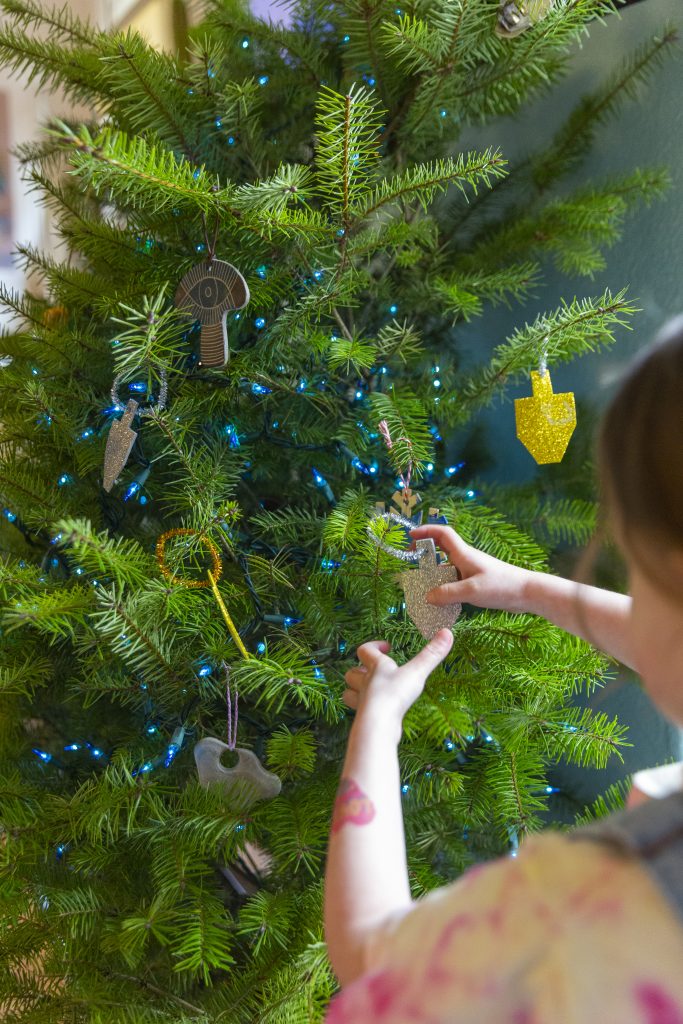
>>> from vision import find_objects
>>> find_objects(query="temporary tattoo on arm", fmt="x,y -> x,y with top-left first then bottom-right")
331,777 -> 376,834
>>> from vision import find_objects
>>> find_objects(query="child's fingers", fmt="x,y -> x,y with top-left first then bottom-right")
405,629 -> 453,677
427,579 -> 474,605
342,688 -> 359,709
344,666 -> 367,688
356,639 -> 392,669
410,524 -> 468,560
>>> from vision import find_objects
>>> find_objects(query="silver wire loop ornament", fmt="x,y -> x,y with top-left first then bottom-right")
366,510 -> 424,562
110,367 -> 169,418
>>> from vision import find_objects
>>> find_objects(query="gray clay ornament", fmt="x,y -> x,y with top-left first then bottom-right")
194,737 -> 281,809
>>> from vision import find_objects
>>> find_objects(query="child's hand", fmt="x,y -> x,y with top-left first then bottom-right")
342,630 -> 454,731
410,523 -> 533,614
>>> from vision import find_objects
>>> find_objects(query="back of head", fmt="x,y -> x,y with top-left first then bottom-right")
599,315 -> 683,591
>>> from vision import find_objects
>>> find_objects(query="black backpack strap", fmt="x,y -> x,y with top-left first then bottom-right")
569,792 -> 683,926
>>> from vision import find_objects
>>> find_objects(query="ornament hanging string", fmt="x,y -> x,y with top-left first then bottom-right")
224,663 -> 238,750
538,335 -> 549,378
156,528 -> 251,659
378,419 -> 412,492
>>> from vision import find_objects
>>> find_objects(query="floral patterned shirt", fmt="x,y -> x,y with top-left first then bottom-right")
326,778 -> 683,1024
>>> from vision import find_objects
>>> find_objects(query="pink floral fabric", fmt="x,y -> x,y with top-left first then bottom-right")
325,830 -> 683,1024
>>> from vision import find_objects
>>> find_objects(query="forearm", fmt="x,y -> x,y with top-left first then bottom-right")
522,571 -> 636,670
324,707 -> 413,986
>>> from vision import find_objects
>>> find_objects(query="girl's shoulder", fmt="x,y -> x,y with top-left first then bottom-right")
330,827 -> 683,1024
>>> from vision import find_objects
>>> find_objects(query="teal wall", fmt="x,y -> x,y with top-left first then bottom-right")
450,0 -> 683,813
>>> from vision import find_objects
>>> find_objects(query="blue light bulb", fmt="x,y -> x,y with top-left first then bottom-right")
258,74 -> 269,85
241,37 -> 249,48
389,304 -> 398,314
57,474 -> 71,486
401,783 -> 410,794
33,748 -> 52,763
257,641 -> 266,654
198,664 -> 212,677
255,317 -> 266,329
123,481 -> 140,502
256,265 -> 267,279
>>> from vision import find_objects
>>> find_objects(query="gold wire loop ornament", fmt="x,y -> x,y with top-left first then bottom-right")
155,528 -> 250,659
156,528 -> 222,589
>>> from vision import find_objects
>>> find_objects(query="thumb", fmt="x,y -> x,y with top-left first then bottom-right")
426,578 -> 473,606
406,629 -> 454,677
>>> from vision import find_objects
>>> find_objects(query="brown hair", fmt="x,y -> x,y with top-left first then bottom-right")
597,315 -> 683,593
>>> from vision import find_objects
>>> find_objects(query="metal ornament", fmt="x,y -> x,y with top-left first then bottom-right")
495,0 -> 555,38
103,400 -> 139,492
175,259 -> 250,368
194,737 -> 281,809
515,369 -> 576,464
399,539 -> 462,640
103,369 -> 168,492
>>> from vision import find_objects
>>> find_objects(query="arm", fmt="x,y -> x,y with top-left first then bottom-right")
324,632 -> 453,987
411,524 -> 636,671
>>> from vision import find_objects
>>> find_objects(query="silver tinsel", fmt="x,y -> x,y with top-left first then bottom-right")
366,510 -> 422,562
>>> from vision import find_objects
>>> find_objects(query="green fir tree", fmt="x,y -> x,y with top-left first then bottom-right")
0,0 -> 676,1019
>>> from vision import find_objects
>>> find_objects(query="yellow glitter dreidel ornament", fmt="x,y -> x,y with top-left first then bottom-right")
515,369 -> 576,465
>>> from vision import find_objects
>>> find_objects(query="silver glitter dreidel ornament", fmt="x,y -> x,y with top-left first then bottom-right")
175,259 -> 250,368
194,738 -> 281,810
368,511 -> 462,640
400,538 -> 462,640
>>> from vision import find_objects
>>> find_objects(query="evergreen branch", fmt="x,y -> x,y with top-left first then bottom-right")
451,289 -> 637,414
314,84 -> 384,223
50,121 -> 232,217
55,519 -> 155,589
0,0 -> 96,45
355,148 -> 507,219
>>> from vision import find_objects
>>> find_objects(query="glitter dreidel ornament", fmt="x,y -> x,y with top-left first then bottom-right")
515,368 -> 576,465
495,0 -> 555,38
103,368 -> 167,492
175,259 -> 250,368
400,537 -> 461,640
368,511 -> 462,640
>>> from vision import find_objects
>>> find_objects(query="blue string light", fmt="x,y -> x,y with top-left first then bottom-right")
389,304 -> 398,314
255,317 -> 266,329
33,748 -> 52,763
3,508 -> 17,522
197,664 -> 212,677
445,462 -> 465,477
258,74 -> 269,86
257,642 -> 266,654
224,424 -> 240,447
57,474 -> 71,486
256,265 -> 267,279
250,382 -> 272,396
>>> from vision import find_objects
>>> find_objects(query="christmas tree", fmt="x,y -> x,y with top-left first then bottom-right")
0,0 -> 675,1019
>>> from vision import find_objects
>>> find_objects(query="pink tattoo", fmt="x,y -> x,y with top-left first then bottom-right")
331,777 -> 376,834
